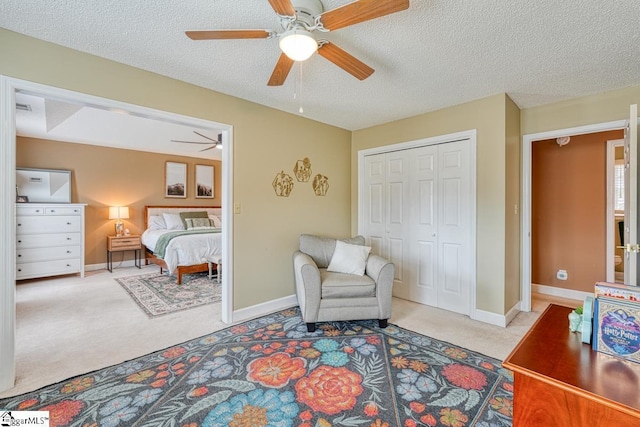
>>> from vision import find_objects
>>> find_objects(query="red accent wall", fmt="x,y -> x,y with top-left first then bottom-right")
532,130 -> 623,292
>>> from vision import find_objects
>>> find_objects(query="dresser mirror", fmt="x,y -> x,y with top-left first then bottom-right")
16,168 -> 72,203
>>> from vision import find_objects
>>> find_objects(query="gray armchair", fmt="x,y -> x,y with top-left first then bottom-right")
293,234 -> 395,332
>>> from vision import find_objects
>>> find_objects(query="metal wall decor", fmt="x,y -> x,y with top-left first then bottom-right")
293,157 -> 312,182
272,170 -> 294,197
312,174 -> 329,196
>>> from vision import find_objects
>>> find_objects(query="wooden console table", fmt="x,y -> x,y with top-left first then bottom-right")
503,304 -> 640,426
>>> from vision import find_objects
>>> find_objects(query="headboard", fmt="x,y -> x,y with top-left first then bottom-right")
144,205 -> 222,230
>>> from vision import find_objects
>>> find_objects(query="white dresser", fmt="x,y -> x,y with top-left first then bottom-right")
16,203 -> 86,280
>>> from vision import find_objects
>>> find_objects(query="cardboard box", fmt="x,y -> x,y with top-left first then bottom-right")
593,298 -> 640,363
594,281 -> 640,303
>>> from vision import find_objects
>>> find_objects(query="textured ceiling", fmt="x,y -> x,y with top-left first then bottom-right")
2,0 -> 640,131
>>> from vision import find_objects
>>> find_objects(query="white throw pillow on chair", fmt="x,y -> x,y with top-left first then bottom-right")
327,240 -> 371,276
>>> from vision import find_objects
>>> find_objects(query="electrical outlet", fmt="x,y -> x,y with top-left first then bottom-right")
514,204 -> 518,215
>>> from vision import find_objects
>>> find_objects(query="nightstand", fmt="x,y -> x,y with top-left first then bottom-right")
107,235 -> 142,272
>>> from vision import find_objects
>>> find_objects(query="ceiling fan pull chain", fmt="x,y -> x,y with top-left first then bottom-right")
298,62 -> 304,114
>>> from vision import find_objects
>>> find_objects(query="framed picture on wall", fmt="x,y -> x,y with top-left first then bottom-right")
195,164 -> 214,198
165,161 -> 187,198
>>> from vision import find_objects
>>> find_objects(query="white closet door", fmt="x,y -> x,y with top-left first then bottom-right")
362,139 -> 472,315
363,154 -> 386,257
386,150 -> 410,299
436,141 -> 471,314
410,145 -> 438,305
363,152 -> 410,298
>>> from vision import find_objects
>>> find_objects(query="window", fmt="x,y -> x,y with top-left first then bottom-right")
615,159 -> 625,213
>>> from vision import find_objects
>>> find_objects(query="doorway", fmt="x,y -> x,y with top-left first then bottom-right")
606,139 -> 625,283
0,76 -> 234,391
521,121 -> 627,312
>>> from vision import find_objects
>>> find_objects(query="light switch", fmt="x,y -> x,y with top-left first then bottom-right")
234,203 -> 241,214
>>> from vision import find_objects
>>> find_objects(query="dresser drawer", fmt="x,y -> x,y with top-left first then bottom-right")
16,259 -> 81,280
16,206 -> 46,216
16,216 -> 82,234
17,233 -> 81,249
44,206 -> 83,215
17,245 -> 82,263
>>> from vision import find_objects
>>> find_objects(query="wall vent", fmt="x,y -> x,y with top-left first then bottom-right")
16,103 -> 32,112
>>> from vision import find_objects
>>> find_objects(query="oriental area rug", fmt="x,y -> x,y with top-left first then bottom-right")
116,272 -> 221,318
0,308 -> 513,427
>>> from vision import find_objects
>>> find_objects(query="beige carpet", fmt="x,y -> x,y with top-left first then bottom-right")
0,266 -> 579,398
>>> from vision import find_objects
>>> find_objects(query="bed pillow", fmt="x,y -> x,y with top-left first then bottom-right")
148,215 -> 166,230
327,240 -> 371,276
185,217 -> 216,230
209,214 -> 222,228
162,213 -> 185,230
179,211 -> 209,228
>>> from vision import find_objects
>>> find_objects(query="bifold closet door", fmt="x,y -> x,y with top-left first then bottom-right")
410,141 -> 471,314
363,140 -> 472,315
363,152 -> 410,298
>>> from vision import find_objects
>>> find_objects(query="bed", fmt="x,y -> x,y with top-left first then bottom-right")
142,205 -> 222,284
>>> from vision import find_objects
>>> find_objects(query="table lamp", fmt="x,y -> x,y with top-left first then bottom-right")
109,206 -> 129,237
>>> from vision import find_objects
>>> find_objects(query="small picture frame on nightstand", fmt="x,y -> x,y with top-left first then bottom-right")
16,195 -> 29,203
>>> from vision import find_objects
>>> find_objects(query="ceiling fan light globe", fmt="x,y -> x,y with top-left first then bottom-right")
279,29 -> 318,61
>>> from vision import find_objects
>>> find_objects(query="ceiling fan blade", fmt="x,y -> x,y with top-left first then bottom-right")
193,131 -> 219,142
319,0 -> 409,31
317,42 -> 374,80
171,140 -> 212,145
199,146 -> 216,152
268,53 -> 295,86
186,30 -> 272,40
268,0 -> 296,17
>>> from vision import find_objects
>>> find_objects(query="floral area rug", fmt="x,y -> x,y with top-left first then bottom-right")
0,308 -> 513,427
115,272 -> 221,318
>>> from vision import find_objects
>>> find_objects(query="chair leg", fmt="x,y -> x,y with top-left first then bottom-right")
306,323 -> 316,333
378,319 -> 388,328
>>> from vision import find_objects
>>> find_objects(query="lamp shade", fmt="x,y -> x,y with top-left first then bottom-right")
279,29 -> 318,61
108,206 -> 129,220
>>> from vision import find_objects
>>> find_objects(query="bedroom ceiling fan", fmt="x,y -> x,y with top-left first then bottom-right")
185,0 -> 410,86
171,131 -> 223,151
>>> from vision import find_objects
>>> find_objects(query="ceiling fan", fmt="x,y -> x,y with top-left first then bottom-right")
185,0 -> 410,86
171,131 -> 223,151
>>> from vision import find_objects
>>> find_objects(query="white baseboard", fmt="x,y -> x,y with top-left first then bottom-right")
231,294 -> 299,324
471,308 -> 509,327
532,283 -> 591,302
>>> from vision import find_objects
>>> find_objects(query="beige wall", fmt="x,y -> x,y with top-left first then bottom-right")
522,86 -> 640,134
17,137 -> 222,266
504,96 -> 521,310
1,29 -> 352,310
531,131 -> 622,292
351,94 -> 514,315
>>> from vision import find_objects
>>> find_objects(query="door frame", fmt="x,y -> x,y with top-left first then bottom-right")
357,129 -> 477,317
606,139 -> 625,282
521,120 -> 626,312
0,76 -> 234,392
